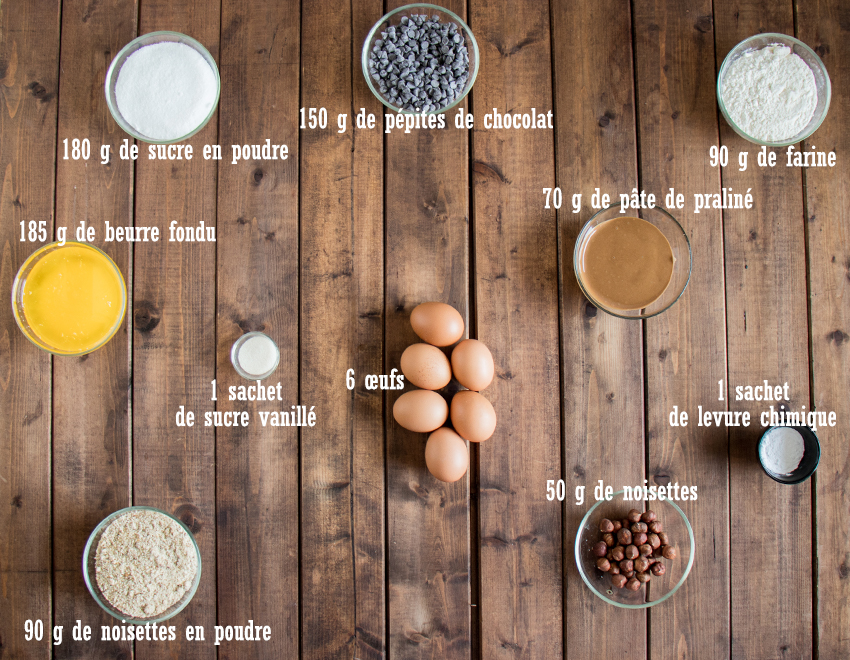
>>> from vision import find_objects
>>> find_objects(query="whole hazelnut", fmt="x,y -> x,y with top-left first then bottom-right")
631,522 -> 648,534
612,520 -> 622,532
611,546 -> 625,562
662,545 -> 677,560
621,518 -> 631,529
624,570 -> 635,579
627,509 -> 642,523
633,532 -> 648,546
612,574 -> 627,589
649,521 -> 663,534
596,558 -> 611,572
610,564 -> 620,575
652,547 -> 664,559
658,532 -> 669,546
636,571 -> 651,583
634,557 -> 650,573
625,544 -> 639,560
641,510 -> 657,523
593,541 -> 608,557
651,562 -> 666,576
617,529 -> 632,545
626,578 -> 641,591
619,559 -> 634,573
638,544 -> 652,557
599,518 -> 615,533
603,533 -> 616,547
648,533 -> 661,549
606,549 -> 614,561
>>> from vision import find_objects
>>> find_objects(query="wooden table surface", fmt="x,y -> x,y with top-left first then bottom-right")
1,0 -> 848,658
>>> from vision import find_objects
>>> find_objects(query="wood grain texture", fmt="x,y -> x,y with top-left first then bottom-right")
214,1 -> 300,658
633,0 -> 731,657
796,1 -> 850,655
132,2 -> 220,658
714,2 -> 813,657
300,0 -> 385,657
0,1 -> 60,658
470,1 -> 563,657
384,1 -> 472,657
51,1 -> 136,658
551,0 -> 647,656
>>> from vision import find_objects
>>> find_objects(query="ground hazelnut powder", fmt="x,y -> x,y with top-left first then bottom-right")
95,510 -> 197,618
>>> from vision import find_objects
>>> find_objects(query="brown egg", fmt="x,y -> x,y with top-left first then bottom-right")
400,343 -> 452,390
450,390 -> 497,442
410,302 -> 465,347
393,390 -> 448,433
451,339 -> 494,391
425,427 -> 469,482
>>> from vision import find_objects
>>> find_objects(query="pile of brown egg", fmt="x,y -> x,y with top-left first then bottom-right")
392,302 -> 496,482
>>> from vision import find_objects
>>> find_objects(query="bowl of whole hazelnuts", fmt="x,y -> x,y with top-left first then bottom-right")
575,491 -> 695,607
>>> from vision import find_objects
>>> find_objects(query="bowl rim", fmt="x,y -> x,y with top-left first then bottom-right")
105,30 -> 221,144
716,32 -> 831,147
83,505 -> 203,624
11,241 -> 127,356
758,425 -> 821,485
575,490 -> 695,608
361,3 -> 480,115
573,204 -> 692,320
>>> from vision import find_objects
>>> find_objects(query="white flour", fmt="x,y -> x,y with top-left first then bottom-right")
95,510 -> 197,618
759,426 -> 805,476
721,45 -> 817,142
115,42 -> 217,140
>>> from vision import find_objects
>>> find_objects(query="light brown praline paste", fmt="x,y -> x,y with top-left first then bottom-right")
579,216 -> 675,311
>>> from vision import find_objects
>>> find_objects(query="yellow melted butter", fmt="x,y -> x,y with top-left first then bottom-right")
22,244 -> 125,353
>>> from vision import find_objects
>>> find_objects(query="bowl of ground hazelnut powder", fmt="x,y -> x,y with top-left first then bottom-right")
84,506 -> 201,623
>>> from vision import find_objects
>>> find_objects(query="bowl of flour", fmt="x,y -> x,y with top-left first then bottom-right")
83,506 -> 202,623
105,32 -> 220,143
717,33 -> 830,146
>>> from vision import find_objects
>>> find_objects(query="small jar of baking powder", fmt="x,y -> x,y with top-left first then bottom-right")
230,331 -> 280,381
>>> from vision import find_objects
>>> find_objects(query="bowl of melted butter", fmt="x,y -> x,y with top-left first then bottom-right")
574,205 -> 691,319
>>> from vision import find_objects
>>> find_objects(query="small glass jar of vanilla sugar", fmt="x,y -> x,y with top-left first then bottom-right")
230,332 -> 280,381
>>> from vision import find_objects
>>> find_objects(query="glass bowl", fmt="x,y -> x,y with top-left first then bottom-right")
361,3 -> 479,114
758,425 -> 820,485
105,31 -> 220,144
83,506 -> 202,623
575,491 -> 695,608
573,204 -> 691,319
717,33 -> 831,147
12,242 -> 127,356
230,331 -> 281,381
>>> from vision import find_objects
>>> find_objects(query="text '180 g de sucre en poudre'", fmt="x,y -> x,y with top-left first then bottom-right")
115,42 -> 217,141
95,509 -> 197,618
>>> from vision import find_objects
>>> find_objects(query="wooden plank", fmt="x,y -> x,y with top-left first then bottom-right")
0,1 -> 60,658
796,1 -> 850,655
214,1 -> 300,658
632,0 -> 732,657
299,0 -> 385,657
132,2 -> 220,658
713,1 -> 813,657
383,0 -> 472,656
51,1 -> 136,657
550,0 -> 646,656
470,1 -> 563,657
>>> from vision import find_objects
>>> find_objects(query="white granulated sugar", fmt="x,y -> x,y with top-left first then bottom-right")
95,510 -> 197,618
237,335 -> 278,377
115,42 -> 216,140
760,427 -> 805,476
722,45 -> 817,142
